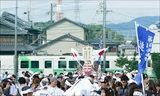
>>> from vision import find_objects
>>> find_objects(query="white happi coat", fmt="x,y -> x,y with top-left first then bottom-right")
64,78 -> 97,96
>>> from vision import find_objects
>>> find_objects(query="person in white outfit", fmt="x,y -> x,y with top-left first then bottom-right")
47,77 -> 64,96
34,78 -> 50,96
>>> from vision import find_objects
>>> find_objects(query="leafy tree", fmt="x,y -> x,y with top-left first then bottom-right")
111,31 -> 125,42
115,52 -> 129,70
127,52 -> 138,72
151,53 -> 160,79
34,20 -> 54,30
115,51 -> 138,72
87,24 -> 103,40
87,24 -> 124,41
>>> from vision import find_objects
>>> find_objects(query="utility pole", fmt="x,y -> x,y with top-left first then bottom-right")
27,11 -> 30,22
28,0 -> 31,25
74,0 -> 80,22
50,2 -> 53,21
14,0 -> 18,78
103,0 -> 106,72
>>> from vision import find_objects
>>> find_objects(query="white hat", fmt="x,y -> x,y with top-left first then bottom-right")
41,78 -> 49,82
49,77 -> 57,82
133,91 -> 143,96
99,76 -> 105,83
7,74 -> 12,78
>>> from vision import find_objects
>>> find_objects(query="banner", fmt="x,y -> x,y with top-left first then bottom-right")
135,23 -> 155,84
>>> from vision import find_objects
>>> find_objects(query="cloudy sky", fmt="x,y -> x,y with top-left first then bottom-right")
0,0 -> 159,24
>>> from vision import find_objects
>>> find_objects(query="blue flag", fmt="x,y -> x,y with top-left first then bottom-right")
135,23 -> 155,85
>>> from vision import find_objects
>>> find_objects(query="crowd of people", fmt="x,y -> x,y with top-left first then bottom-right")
0,70 -> 160,96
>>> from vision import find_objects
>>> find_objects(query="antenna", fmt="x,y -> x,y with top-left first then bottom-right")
74,0 -> 80,22
50,2 -> 53,21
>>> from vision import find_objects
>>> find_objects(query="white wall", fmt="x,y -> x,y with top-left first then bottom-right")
47,21 -> 85,41
149,25 -> 160,53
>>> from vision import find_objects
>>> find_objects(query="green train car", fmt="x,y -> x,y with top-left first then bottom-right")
0,55 -> 124,75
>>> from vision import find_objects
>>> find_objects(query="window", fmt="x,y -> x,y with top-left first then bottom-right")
58,61 -> 66,68
21,61 -> 29,68
45,61 -> 52,68
31,61 -> 39,68
106,33 -> 108,38
101,61 -> 110,68
69,61 -> 78,68
80,61 -> 85,66
69,61 -> 84,68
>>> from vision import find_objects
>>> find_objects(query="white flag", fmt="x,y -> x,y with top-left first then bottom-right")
71,48 -> 79,60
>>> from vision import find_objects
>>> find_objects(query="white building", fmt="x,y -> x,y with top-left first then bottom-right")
149,23 -> 160,53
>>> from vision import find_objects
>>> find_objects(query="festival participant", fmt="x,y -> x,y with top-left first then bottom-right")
146,79 -> 157,96
39,71 -> 45,79
29,74 -> 41,95
113,72 -> 122,82
127,82 -> 137,96
0,84 -> 4,96
48,74 -> 53,79
64,72 -> 76,90
34,78 -> 50,96
88,75 -> 100,96
1,79 -> 12,96
7,74 -> 18,96
18,77 -> 31,96
156,79 -> 160,96
142,73 -> 157,95
115,81 -> 122,96
143,74 -> 149,90
57,76 -> 65,91
94,76 -> 114,96
117,74 -> 129,96
3,72 -> 8,79
47,77 -> 64,96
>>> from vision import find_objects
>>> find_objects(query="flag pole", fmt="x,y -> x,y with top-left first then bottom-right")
71,48 -> 83,67
98,56 -> 102,79
102,0 -> 106,72
77,60 -> 83,67
135,22 -> 145,95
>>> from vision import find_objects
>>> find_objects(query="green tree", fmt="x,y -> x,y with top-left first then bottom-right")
151,53 -> 160,79
127,52 -> 138,72
115,52 -> 129,70
87,24 -> 124,41
87,24 -> 103,40
115,52 -> 138,72
34,20 -> 54,30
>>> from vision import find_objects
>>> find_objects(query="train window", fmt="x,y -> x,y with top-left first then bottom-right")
31,61 -> 39,68
58,61 -> 66,68
80,61 -> 85,66
100,61 -> 110,68
45,61 -> 52,68
69,61 -> 78,68
21,61 -> 29,68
